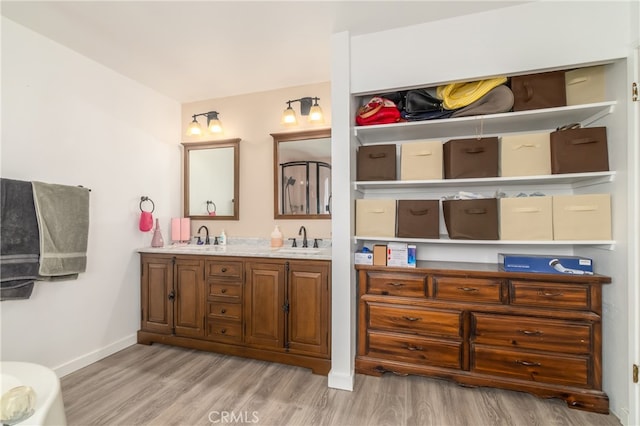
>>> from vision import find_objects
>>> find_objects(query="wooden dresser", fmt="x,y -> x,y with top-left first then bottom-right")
355,261 -> 611,413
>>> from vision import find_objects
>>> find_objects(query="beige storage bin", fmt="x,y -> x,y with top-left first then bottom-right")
355,199 -> 396,237
500,132 -> 551,177
500,196 -> 553,240
400,140 -> 443,180
552,194 -> 611,240
565,65 -> 606,106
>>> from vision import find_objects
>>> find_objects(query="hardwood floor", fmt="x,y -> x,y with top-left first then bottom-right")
61,344 -> 621,426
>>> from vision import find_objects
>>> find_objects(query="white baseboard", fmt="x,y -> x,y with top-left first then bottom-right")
328,368 -> 355,391
53,334 -> 137,378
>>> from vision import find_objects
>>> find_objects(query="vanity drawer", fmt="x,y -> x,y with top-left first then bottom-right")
367,302 -> 462,339
510,281 -> 590,310
206,319 -> 242,343
471,345 -> 589,388
367,330 -> 463,369
206,260 -> 243,279
471,313 -> 591,354
432,276 -> 505,304
208,281 -> 242,302
366,271 -> 427,298
208,301 -> 242,321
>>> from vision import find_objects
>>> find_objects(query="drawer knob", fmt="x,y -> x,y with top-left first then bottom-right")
539,291 -> 564,297
221,267 -> 228,273
388,282 -> 404,287
516,360 -> 541,367
406,344 -> 424,351
221,328 -> 227,334
221,309 -> 227,314
402,316 -> 420,322
221,288 -> 227,294
518,329 -> 543,336
458,287 -> 478,292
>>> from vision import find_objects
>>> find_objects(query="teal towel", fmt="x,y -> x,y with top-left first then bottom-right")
31,182 -> 90,278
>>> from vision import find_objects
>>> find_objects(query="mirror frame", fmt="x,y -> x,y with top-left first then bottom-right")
182,138 -> 240,220
271,128 -> 331,220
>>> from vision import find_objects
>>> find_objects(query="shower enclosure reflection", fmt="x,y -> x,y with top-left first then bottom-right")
272,129 -> 331,219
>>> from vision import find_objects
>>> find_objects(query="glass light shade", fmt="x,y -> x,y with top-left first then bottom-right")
208,118 -> 223,133
186,119 -> 202,136
308,104 -> 324,123
282,107 -> 297,125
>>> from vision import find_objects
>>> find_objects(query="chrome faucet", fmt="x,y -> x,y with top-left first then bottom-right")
298,226 -> 308,248
197,225 -> 210,245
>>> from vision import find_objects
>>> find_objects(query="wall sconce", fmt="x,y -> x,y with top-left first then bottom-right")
186,111 -> 223,136
282,97 -> 324,125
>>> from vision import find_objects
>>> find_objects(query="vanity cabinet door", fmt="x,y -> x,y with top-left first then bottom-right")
140,255 -> 174,334
287,261 -> 330,357
174,258 -> 205,338
245,261 -> 286,349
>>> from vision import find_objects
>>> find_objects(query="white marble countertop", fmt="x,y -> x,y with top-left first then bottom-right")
138,239 -> 331,261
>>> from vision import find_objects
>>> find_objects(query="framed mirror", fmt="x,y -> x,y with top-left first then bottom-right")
182,139 -> 240,220
272,129 -> 331,219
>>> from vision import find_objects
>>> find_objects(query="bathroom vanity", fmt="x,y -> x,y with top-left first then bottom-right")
137,244 -> 331,374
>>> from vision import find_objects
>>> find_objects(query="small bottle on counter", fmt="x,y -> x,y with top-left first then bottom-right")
219,229 -> 227,246
270,225 -> 283,248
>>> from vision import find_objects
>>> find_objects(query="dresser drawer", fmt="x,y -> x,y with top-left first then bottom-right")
208,301 -> 242,321
433,276 -> 504,304
366,271 -> 427,298
368,331 -> 463,369
510,281 -> 589,310
472,345 -> 589,388
472,313 -> 591,354
368,302 -> 462,339
206,319 -> 242,343
206,260 -> 243,279
208,281 -> 242,302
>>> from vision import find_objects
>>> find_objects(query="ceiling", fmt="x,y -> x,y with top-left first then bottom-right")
2,1 -> 528,103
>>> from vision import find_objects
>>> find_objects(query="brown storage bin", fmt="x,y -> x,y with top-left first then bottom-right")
511,71 -> 566,111
357,144 -> 397,181
396,200 -> 440,239
550,126 -> 609,174
442,198 -> 499,240
443,137 -> 498,179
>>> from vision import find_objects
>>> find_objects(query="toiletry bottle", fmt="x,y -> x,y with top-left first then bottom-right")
271,225 -> 283,248
220,229 -> 227,246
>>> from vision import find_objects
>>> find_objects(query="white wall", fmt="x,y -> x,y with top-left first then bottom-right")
1,18 -> 181,376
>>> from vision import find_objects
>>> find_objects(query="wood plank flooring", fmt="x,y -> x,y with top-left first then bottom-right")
60,344 -> 621,426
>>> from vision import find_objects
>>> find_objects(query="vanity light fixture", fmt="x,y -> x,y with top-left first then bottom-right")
186,111 -> 223,136
281,97 -> 324,125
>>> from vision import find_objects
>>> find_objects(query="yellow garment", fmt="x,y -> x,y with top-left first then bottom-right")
437,77 -> 508,110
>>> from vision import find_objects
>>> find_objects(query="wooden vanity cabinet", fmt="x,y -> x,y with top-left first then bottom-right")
138,253 -> 331,375
355,262 -> 611,414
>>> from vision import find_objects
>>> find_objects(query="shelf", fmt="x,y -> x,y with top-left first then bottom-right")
353,101 -> 616,144
354,171 -> 615,192
354,236 -> 615,250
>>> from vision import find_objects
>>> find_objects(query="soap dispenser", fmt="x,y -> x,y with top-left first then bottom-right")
271,225 -> 283,248
219,229 -> 227,246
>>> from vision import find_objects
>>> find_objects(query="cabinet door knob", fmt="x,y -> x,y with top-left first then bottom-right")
168,290 -> 175,300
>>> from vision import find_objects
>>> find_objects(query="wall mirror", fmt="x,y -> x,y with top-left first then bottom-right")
182,139 -> 240,220
272,129 -> 331,219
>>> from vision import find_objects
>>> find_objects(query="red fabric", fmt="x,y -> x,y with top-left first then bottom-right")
139,211 -> 153,232
356,96 -> 402,126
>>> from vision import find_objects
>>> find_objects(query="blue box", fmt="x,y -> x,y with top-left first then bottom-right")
498,253 -> 594,275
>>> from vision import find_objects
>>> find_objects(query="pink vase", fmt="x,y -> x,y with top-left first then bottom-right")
151,219 -> 164,247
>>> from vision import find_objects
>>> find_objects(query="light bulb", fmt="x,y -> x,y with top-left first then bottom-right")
186,118 -> 202,136
208,118 -> 223,133
308,104 -> 324,123
282,106 -> 297,125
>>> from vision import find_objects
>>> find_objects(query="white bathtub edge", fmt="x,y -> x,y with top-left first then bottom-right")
53,334 -> 137,378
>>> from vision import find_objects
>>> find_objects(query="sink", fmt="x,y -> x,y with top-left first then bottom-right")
277,247 -> 321,254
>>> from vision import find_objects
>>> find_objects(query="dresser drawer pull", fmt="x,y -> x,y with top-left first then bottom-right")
373,366 -> 409,376
406,344 -> 424,351
518,329 -> 543,336
516,360 -> 541,367
220,328 -> 227,334
221,288 -> 227,294
458,287 -> 478,292
402,316 -> 420,322
538,290 -> 564,297
221,267 -> 228,273
387,282 -> 404,287
221,309 -> 227,314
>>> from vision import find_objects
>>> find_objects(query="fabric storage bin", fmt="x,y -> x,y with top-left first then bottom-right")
500,196 -> 553,240
500,132 -> 551,177
511,71 -> 567,111
443,137 -> 499,179
550,126 -> 609,174
442,198 -> 499,240
357,144 -> 397,181
355,199 -> 396,237
565,65 -> 606,106
400,140 -> 443,180
552,194 -> 611,240
396,200 -> 440,239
